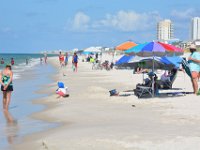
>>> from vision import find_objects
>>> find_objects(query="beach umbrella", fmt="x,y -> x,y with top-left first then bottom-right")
161,56 -> 182,69
115,55 -> 135,65
115,41 -> 137,51
122,57 -> 175,70
125,41 -> 184,97
126,42 -> 184,57
84,47 -> 101,53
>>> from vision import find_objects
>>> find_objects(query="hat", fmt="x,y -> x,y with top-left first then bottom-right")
148,72 -> 155,77
58,82 -> 64,88
190,44 -> 196,49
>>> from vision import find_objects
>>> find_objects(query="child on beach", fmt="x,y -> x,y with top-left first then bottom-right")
0,65 -> 13,110
56,82 -> 69,98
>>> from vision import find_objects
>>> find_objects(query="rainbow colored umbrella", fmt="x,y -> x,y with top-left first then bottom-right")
125,41 -> 183,57
125,41 -> 184,97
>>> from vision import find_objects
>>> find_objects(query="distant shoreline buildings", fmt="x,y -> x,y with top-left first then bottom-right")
156,18 -> 200,49
191,17 -> 200,41
157,19 -> 174,42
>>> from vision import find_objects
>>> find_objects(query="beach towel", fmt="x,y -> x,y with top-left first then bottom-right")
182,58 -> 192,78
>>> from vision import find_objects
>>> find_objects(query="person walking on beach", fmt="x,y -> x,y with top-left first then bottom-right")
11,58 -> 14,66
65,52 -> 68,66
59,52 -> 65,68
188,45 -> 200,94
1,58 -> 4,65
0,65 -> 13,110
72,52 -> 78,72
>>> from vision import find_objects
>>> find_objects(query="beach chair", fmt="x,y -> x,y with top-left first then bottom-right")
157,69 -> 178,89
134,77 -> 154,98
134,86 -> 153,98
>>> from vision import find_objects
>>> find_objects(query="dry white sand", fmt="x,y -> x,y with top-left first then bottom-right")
13,56 -> 200,150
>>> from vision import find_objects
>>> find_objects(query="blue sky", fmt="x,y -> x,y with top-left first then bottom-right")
0,0 -> 200,53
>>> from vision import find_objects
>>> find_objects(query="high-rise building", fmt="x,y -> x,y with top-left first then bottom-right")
157,19 -> 173,41
191,17 -> 200,41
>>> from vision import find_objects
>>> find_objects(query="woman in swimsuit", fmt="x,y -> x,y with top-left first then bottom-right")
0,65 -> 13,110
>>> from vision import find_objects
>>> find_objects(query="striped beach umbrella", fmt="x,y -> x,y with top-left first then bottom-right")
125,41 -> 184,57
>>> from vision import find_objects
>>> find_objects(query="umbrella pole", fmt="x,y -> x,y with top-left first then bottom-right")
184,71 -> 186,96
152,56 -> 155,97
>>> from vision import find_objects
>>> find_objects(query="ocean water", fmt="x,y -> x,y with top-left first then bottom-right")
0,54 -> 58,150
0,54 -> 53,80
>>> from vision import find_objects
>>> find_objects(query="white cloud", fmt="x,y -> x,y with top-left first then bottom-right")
71,12 -> 90,32
67,10 -> 161,33
95,10 -> 161,32
171,8 -> 197,20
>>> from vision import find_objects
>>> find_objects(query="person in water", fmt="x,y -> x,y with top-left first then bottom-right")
44,53 -> 47,64
1,58 -> 4,64
0,65 -> 13,110
11,58 -> 14,65
26,58 -> 28,65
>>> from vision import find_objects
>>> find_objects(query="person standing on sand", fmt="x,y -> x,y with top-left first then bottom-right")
59,52 -> 65,68
0,65 -> 13,110
72,52 -> 78,72
65,52 -> 68,66
188,45 -> 200,94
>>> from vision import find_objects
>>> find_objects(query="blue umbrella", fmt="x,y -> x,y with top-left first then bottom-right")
115,55 -> 134,65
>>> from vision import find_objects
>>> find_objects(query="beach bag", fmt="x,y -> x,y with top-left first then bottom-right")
182,58 -> 192,78
72,64 -> 75,71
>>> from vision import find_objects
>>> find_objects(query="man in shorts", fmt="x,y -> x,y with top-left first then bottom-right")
188,45 -> 200,94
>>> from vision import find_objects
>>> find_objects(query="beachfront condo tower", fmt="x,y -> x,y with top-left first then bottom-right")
191,17 -> 200,41
157,19 -> 174,41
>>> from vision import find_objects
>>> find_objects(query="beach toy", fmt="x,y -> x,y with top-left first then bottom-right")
58,82 -> 64,88
109,89 -> 118,96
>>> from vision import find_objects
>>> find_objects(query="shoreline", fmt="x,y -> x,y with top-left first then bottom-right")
13,57 -> 200,150
0,59 -> 58,150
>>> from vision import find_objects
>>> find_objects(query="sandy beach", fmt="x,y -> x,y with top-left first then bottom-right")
13,56 -> 200,150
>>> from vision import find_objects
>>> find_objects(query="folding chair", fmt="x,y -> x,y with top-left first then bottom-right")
135,86 -> 153,98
